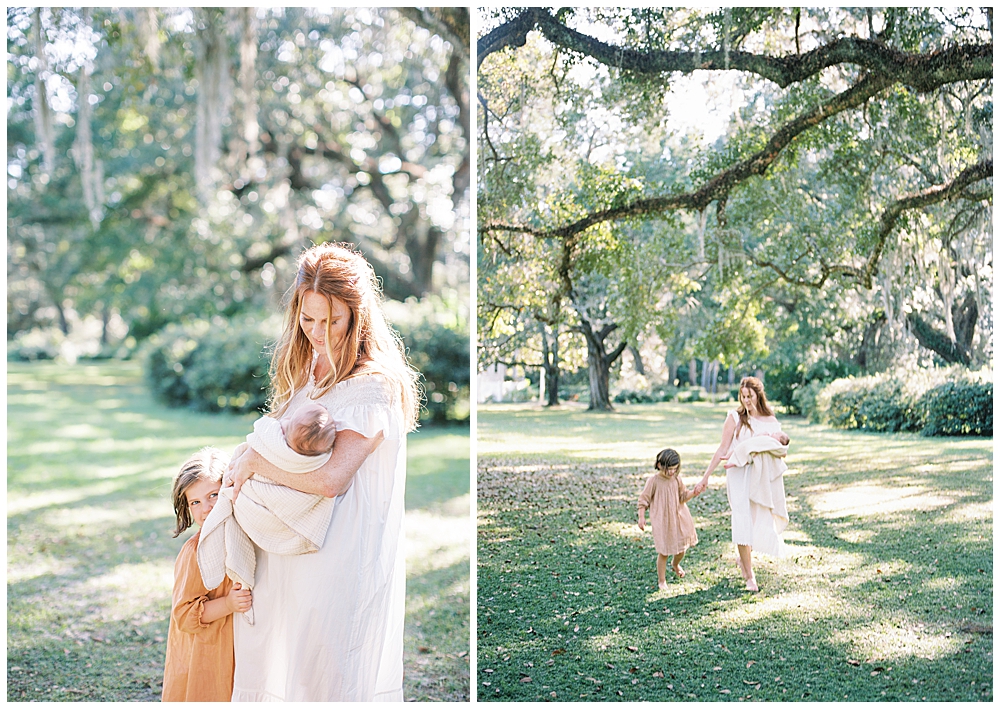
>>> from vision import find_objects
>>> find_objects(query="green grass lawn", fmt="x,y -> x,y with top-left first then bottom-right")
7,361 -> 469,702
477,401 -> 992,702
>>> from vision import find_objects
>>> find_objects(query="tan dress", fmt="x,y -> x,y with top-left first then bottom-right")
162,532 -> 235,702
637,473 -> 698,556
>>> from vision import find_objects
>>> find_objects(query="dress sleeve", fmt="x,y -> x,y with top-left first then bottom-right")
171,538 -> 211,634
637,476 -> 655,512
328,374 -> 402,441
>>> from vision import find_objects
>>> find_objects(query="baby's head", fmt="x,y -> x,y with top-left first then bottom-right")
281,402 -> 337,457
171,447 -> 229,537
655,448 -> 681,478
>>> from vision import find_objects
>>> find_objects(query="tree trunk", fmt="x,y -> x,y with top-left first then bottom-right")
628,344 -> 645,376
194,8 -> 232,201
540,322 -> 560,406
577,319 -> 627,411
32,8 -> 55,178
689,358 -> 697,386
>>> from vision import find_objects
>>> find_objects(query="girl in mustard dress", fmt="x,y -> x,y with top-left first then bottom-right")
637,449 -> 702,589
162,448 -> 253,701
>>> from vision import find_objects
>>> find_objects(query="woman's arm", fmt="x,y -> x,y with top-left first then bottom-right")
694,414 -> 737,494
227,428 -> 384,499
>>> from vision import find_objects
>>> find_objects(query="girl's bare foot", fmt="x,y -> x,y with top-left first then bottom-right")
658,582 -> 668,590
671,563 -> 685,578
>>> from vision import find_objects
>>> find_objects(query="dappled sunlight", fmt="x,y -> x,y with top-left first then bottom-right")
7,481 -> 128,516
45,499 -> 169,530
7,556 -> 74,584
73,560 -> 175,623
833,622 -> 960,662
406,501 -> 470,578
941,500 -> 991,522
809,484 -> 956,518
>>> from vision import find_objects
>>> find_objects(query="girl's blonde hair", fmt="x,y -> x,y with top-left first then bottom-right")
736,376 -> 774,437
655,448 -> 681,476
171,447 -> 229,538
267,242 -> 420,431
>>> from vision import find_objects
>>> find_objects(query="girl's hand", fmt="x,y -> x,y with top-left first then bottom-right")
226,583 -> 253,614
693,480 -> 706,496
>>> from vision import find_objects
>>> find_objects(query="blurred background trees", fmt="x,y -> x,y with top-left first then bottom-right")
8,6 -> 470,423
477,7 -> 991,425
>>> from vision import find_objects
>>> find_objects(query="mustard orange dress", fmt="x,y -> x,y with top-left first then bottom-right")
162,531 -> 235,702
638,473 -> 699,556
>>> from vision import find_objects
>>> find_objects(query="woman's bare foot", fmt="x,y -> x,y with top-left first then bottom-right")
671,563 -> 685,578
745,574 -> 758,592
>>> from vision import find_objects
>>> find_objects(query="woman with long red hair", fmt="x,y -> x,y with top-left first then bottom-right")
694,376 -> 790,592
225,242 -> 419,701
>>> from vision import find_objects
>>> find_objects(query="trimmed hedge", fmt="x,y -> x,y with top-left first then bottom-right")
805,367 -> 991,437
921,381 -> 992,436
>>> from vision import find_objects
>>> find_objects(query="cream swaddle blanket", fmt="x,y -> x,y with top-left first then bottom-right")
197,417 -> 336,623
726,435 -> 789,534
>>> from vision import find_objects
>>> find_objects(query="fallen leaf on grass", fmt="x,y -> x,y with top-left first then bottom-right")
484,669 -> 494,674
746,661 -> 755,668
627,646 -> 639,652
551,648 -> 565,656
653,672 -> 664,678
847,660 -> 860,666
743,680 -> 761,686
520,676 -> 532,683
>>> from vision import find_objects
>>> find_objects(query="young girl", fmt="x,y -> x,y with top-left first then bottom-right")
637,449 -> 701,589
162,447 -> 253,702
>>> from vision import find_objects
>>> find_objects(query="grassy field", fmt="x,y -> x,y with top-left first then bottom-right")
477,401 -> 992,702
7,361 -> 469,702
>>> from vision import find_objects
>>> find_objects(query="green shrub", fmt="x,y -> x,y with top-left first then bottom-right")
920,382 -> 992,436
809,367 -> 991,436
792,379 -> 827,423
395,317 -> 470,424
142,315 -> 276,414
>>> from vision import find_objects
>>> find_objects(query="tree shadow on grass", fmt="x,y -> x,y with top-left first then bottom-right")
404,559 -> 471,702
477,445 -> 992,702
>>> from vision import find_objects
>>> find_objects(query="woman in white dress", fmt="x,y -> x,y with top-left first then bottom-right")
694,376 -> 788,592
224,242 -> 419,701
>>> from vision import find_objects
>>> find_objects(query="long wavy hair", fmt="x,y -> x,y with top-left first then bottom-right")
267,242 -> 420,431
736,376 -> 774,437
171,447 -> 229,538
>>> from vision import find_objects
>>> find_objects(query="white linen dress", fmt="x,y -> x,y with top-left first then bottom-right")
232,373 -> 406,702
725,410 -> 788,558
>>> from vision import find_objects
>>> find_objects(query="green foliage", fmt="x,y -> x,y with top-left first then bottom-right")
920,381 -> 992,436
142,314 -> 278,414
9,8 -> 469,347
394,316 -> 471,425
809,367 -> 991,436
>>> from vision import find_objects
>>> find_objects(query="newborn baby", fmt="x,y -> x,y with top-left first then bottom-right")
723,431 -> 789,468
281,402 -> 337,457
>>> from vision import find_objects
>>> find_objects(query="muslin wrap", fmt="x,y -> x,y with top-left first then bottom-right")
196,417 -> 336,624
726,435 -> 789,534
